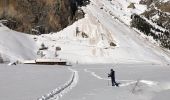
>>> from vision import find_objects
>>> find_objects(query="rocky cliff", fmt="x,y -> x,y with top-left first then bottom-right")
131,0 -> 170,49
140,0 -> 170,31
0,0 -> 89,34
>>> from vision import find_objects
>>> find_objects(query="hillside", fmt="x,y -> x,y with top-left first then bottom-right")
0,24 -> 37,62
131,0 -> 170,49
0,0 -> 89,34
33,0 -> 170,64
0,0 -> 169,64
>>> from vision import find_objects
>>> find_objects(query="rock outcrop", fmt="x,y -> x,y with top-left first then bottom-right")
140,0 -> 170,31
0,0 -> 89,34
131,0 -> 170,49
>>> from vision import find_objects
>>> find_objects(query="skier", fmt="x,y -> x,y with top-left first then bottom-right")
108,69 -> 119,87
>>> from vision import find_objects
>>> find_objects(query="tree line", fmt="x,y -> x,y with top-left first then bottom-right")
131,14 -> 170,49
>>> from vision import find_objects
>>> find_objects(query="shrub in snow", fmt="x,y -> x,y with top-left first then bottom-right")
110,42 -> 116,47
55,47 -> 61,57
37,50 -> 45,58
128,3 -> 135,9
82,32 -> 88,38
39,43 -> 48,50
76,27 -> 80,36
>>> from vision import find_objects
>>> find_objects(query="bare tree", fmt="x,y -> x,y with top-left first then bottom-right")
55,47 -> 61,57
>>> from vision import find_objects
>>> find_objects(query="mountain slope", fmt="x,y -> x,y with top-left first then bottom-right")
0,0 -> 89,34
0,24 -> 37,62
35,0 -> 170,64
131,0 -> 170,49
0,0 -> 169,64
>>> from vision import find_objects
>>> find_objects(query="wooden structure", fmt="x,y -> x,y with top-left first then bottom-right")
24,59 -> 67,65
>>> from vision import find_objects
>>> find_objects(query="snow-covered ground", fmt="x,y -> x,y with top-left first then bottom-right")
60,64 -> 170,100
1,64 -> 170,100
0,64 -> 72,100
0,0 -> 170,100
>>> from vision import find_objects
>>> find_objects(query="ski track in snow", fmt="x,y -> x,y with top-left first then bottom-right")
37,68 -> 79,100
84,69 -> 158,87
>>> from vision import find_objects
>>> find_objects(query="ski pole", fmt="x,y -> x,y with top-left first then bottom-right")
108,79 -> 109,86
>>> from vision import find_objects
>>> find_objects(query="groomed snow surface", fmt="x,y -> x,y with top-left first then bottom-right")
1,64 -> 170,100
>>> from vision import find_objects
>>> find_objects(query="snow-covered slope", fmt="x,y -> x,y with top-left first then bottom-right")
93,0 -> 147,25
35,0 -> 170,64
0,24 -> 37,62
0,0 -> 169,64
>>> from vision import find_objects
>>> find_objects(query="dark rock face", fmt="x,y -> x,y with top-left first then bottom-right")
131,2 -> 170,50
129,0 -> 170,50
139,0 -> 154,6
140,0 -> 170,31
0,0 -> 90,34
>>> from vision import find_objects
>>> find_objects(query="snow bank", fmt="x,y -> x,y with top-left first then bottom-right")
0,24 -> 37,62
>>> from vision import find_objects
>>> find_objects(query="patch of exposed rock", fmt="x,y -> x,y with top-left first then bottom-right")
0,0 -> 90,34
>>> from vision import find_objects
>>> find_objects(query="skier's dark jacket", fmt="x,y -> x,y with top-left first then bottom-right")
108,70 -> 115,81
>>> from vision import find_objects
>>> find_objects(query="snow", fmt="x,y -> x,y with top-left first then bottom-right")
0,0 -> 169,65
0,24 -> 37,62
0,64 -> 72,100
58,64 -> 170,100
38,67 -> 79,100
0,0 -> 170,100
160,0 -> 169,3
32,0 -> 170,64
1,64 -> 170,100
98,0 -> 147,25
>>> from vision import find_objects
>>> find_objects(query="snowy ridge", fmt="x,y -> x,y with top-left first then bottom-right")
37,68 -> 79,100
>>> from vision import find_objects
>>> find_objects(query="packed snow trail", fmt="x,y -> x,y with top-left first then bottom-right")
59,64 -> 170,100
84,68 -> 158,87
60,66 -> 110,100
0,65 -> 73,100
38,67 -> 79,100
